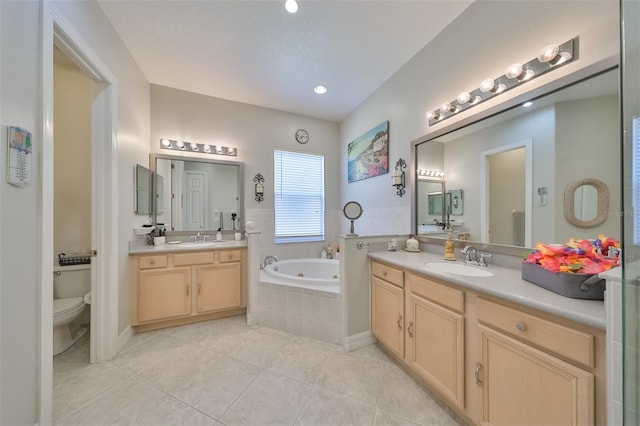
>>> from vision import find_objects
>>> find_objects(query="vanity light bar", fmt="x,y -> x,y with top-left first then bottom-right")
160,139 -> 238,157
417,169 -> 444,178
426,38 -> 576,126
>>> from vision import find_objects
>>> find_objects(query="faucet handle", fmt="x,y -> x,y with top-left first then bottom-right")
478,253 -> 493,267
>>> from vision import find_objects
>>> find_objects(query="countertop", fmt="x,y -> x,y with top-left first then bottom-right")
369,250 -> 606,330
129,239 -> 247,255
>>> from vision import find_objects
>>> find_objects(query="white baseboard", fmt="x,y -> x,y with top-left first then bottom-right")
343,330 -> 376,352
117,325 -> 135,354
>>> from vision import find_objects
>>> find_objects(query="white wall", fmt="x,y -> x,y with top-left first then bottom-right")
339,0 -> 619,238
149,85 -> 341,261
1,1 -> 150,422
54,56 -> 92,258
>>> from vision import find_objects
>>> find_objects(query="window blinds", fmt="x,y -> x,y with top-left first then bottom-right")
274,150 -> 325,243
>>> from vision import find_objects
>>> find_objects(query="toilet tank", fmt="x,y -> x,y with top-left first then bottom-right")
53,265 -> 91,299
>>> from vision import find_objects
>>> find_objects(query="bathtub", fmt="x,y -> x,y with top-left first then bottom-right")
260,258 -> 340,294
256,258 -> 342,343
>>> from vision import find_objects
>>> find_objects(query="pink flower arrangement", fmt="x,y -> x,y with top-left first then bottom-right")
524,234 -> 620,274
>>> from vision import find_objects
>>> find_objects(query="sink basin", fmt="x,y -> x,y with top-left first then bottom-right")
171,241 -> 219,248
424,261 -> 494,277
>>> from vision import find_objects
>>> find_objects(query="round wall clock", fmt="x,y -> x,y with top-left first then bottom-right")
295,129 -> 309,144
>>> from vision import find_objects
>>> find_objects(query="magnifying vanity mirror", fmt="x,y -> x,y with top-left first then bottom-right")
150,153 -> 244,233
343,201 -> 363,236
414,67 -> 620,248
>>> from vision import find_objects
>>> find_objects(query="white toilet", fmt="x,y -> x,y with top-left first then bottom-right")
53,265 -> 91,356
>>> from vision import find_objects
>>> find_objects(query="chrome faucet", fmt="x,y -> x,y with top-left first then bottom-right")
478,252 -> 493,267
262,255 -> 279,269
461,245 -> 477,264
191,232 -> 208,243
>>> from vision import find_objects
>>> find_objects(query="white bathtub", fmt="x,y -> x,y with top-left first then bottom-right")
256,258 -> 342,343
260,258 -> 340,294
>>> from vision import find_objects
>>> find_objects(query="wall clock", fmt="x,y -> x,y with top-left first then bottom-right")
295,129 -> 309,144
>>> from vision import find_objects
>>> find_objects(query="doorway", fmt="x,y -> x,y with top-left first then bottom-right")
480,139 -> 532,247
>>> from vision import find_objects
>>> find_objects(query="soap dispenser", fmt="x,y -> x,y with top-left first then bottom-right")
444,233 -> 456,261
320,246 -> 327,259
216,228 -> 222,241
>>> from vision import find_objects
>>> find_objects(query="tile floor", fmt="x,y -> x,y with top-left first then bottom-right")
53,316 -> 466,425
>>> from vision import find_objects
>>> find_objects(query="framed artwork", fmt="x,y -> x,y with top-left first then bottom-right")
347,121 -> 389,183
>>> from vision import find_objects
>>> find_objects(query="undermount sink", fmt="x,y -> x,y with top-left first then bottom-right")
424,261 -> 494,277
171,241 -> 220,248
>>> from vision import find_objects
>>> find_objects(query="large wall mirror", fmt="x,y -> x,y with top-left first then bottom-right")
414,68 -> 620,248
150,154 -> 244,232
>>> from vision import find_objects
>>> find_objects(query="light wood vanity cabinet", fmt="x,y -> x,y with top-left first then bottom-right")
131,248 -> 246,331
369,260 -> 605,426
371,262 -> 405,358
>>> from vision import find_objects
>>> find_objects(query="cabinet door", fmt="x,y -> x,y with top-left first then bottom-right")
196,263 -> 242,313
406,293 -> 464,408
137,267 -> 192,323
371,276 -> 404,358
478,325 -> 594,426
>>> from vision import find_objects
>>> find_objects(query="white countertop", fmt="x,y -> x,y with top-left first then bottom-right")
369,250 -> 606,330
129,239 -> 247,255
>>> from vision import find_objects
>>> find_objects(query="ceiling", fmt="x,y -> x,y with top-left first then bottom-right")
97,0 -> 473,122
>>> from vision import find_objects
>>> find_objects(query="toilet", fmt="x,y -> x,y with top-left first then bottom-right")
53,265 -> 91,356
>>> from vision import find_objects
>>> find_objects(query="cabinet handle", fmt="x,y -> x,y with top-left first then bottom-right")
383,271 -> 387,276
407,321 -> 414,337
475,362 -> 483,385
150,259 -> 156,265
516,322 -> 527,331
397,315 -> 402,329
198,284 -> 201,295
186,285 -> 190,296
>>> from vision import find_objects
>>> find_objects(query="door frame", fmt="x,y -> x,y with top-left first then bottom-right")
40,2 -> 119,423
480,139 -> 533,247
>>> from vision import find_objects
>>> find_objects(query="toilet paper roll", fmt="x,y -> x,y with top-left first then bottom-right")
83,293 -> 92,305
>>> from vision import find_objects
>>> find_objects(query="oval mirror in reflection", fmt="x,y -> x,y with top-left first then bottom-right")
343,201 -> 363,236
573,184 -> 599,221
564,178 -> 609,229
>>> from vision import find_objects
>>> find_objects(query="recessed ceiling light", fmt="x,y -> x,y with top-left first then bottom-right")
284,0 -> 298,14
522,101 -> 533,108
313,85 -> 328,95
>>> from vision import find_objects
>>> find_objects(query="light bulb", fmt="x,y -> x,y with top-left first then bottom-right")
190,142 -> 199,151
216,146 -> 223,154
480,79 -> 495,93
440,103 -> 454,113
506,63 -> 524,79
203,145 -> 211,153
538,44 -> 560,63
228,147 -> 235,155
457,91 -> 471,104
284,0 -> 298,13
426,111 -> 440,121
175,141 -> 185,149
161,139 -> 172,148
313,85 -> 327,95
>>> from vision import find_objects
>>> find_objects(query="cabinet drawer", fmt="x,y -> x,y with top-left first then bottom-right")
218,250 -> 242,263
138,255 -> 168,269
408,273 -> 464,313
372,261 -> 404,288
174,252 -> 215,266
477,298 -> 595,368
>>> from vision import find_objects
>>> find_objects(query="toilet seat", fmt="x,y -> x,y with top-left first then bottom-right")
54,297 -> 84,316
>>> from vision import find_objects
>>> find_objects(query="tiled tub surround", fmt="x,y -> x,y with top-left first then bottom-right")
53,316 -> 464,425
253,282 -> 342,344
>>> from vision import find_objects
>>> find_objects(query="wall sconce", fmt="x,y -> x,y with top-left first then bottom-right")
160,139 -> 238,157
426,38 -> 576,126
254,173 -> 265,202
393,158 -> 406,197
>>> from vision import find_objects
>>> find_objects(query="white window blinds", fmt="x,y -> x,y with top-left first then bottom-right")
274,150 -> 325,243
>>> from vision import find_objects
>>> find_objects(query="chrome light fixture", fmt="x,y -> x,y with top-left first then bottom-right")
417,169 -> 444,178
426,38 -> 576,126
159,139 -> 238,156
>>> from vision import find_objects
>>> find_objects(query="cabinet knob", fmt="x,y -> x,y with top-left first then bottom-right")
407,321 -> 414,337
397,315 -> 403,329
475,362 -> 483,385
150,259 -> 156,265
516,322 -> 527,331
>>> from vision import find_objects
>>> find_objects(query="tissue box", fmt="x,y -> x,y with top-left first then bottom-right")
521,261 -> 605,300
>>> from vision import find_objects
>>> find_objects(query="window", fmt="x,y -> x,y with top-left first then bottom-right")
274,150 -> 325,243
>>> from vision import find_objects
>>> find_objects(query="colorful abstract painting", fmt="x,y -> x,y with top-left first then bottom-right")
347,121 -> 389,183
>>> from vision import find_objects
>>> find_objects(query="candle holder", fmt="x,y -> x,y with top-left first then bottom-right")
254,173 -> 265,202
393,158 -> 406,197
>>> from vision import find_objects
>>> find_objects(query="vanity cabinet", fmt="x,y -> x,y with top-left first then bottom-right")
476,298 -> 594,426
371,261 -> 405,358
406,273 -> 465,408
369,260 -> 606,426
131,248 -> 246,331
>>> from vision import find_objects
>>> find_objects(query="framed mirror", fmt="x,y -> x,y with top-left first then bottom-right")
413,67 -> 620,248
150,153 -> 244,233
564,178 -> 609,228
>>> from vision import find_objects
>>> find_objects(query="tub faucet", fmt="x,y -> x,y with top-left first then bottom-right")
262,255 -> 278,269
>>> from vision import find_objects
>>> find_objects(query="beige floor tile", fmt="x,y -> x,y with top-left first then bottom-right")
225,328 -> 295,368
294,388 -> 376,426
314,352 -> 384,406
164,315 -> 251,342
112,332 -> 188,375
376,363 -> 458,426
269,339 -> 334,384
131,395 -> 217,425
220,370 -> 313,426
56,376 -> 168,425
351,344 -> 395,365
374,408 -> 421,426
